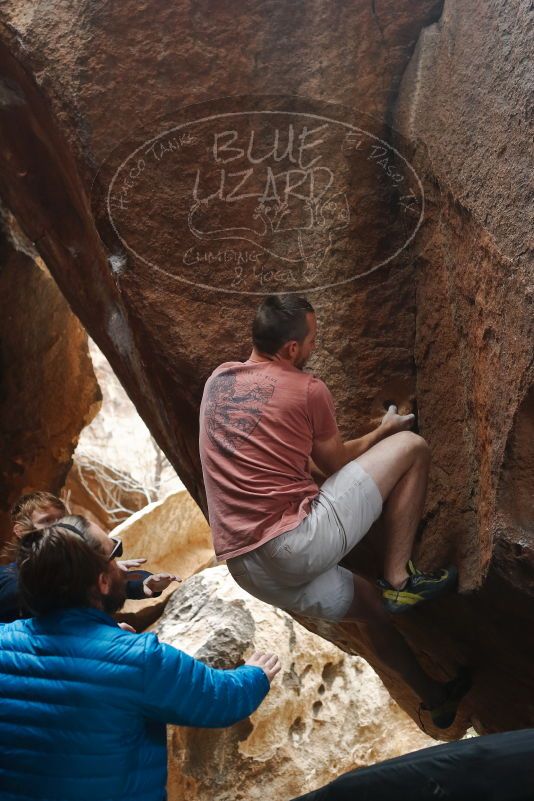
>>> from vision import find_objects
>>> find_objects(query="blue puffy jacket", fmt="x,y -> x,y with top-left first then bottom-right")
0,606 -> 270,801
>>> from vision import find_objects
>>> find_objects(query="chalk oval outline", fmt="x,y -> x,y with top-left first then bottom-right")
106,109 -> 424,296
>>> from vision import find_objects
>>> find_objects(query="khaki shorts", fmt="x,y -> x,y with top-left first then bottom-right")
227,459 -> 383,621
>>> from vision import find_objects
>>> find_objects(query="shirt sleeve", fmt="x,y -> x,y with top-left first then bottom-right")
140,633 -> 270,727
308,378 -> 339,442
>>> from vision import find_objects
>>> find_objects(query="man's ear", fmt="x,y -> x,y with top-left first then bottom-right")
97,571 -> 112,596
283,340 -> 298,361
13,523 -> 25,538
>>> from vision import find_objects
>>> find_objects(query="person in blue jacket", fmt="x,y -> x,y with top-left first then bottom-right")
0,491 -> 179,623
0,514 -> 280,801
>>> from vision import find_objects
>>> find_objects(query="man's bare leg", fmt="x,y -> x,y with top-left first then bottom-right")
343,574 -> 446,707
356,431 -> 431,589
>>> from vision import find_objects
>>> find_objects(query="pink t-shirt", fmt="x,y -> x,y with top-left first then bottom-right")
199,358 -> 339,561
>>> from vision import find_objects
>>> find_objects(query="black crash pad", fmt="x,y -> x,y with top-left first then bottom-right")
293,729 -> 534,801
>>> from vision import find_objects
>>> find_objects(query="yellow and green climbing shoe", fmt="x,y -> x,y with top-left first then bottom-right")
378,560 -> 458,614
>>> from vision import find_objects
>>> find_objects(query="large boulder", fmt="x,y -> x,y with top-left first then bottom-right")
113,490 -> 214,630
394,0 -> 533,589
0,209 -> 100,547
154,565 -> 438,801
0,0 -> 531,735
304,0 -> 533,735
0,0 -> 443,512
390,0 -> 533,735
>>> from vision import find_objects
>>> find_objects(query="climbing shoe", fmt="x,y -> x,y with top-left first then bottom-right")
378,560 -> 458,614
421,667 -> 472,730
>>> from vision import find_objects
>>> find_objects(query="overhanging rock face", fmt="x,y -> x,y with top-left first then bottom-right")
0,0 -> 443,511
0,0 -> 531,735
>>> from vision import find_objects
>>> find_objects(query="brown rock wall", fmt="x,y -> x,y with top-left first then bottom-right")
0,210 -> 100,546
0,0 -> 443,510
391,0 -> 533,732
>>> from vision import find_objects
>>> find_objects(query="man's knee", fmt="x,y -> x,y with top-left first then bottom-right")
390,430 -> 430,459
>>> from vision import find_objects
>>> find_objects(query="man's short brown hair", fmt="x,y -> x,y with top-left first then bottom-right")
252,295 -> 314,355
10,491 -> 66,533
16,515 -> 109,615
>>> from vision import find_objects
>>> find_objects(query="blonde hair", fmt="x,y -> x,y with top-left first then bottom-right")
10,491 -> 66,535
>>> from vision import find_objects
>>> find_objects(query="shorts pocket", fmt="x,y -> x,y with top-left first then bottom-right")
262,532 -> 290,559
227,558 -> 247,580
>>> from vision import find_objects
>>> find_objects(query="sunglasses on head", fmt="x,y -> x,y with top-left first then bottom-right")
58,523 -> 123,561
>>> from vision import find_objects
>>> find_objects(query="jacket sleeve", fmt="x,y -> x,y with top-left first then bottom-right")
140,632 -> 270,727
125,570 -> 161,600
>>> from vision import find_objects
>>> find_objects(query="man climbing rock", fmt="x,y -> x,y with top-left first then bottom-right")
199,294 -> 469,729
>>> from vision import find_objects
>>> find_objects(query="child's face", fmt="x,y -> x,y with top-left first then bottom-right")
31,504 -> 64,529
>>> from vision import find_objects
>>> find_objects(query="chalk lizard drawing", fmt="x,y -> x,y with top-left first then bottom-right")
188,191 -> 351,274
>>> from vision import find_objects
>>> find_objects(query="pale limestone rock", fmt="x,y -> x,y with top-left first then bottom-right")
154,566 -> 437,801
113,490 -> 215,630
